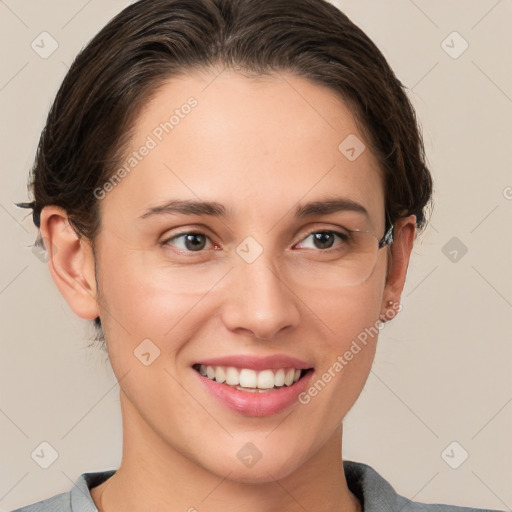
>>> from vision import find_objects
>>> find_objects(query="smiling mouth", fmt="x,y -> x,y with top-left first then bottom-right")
192,364 -> 314,392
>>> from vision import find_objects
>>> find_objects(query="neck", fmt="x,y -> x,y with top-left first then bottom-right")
92,391 -> 361,512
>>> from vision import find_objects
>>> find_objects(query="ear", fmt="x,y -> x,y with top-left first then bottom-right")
380,214 -> 416,318
39,206 -> 100,320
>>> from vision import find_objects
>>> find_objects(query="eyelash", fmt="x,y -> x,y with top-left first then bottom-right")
160,229 -> 350,255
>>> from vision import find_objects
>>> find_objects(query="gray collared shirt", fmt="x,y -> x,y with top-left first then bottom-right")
10,460 -> 504,511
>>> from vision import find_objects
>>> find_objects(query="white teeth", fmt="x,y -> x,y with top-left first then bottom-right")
284,368 -> 295,386
239,369 -> 257,388
196,364 -> 306,390
214,366 -> 226,383
257,369 -> 275,389
225,366 -> 240,386
206,366 -> 215,379
274,368 -> 285,387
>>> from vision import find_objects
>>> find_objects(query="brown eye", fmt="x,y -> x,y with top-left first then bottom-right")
312,232 -> 336,249
296,230 -> 349,250
163,232 -> 211,252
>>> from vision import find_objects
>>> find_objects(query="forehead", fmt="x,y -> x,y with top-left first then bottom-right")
101,69 -> 385,232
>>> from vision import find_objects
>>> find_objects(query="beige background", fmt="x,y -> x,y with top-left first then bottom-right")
1,0 -> 511,510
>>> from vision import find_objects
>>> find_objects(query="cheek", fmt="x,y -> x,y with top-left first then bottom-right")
94,243 -> 220,370
305,252 -> 386,347
313,283 -> 382,373
295,259 -> 387,419
95,254 -> 219,424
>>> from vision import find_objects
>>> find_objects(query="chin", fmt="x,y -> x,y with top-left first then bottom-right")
225,464 -> 299,485
198,445 -> 305,485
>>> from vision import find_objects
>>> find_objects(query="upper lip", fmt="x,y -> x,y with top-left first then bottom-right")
193,354 -> 313,371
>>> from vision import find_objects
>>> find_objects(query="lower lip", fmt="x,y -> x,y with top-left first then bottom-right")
193,368 -> 314,417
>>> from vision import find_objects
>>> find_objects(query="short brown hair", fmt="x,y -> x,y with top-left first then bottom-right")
17,0 -> 433,343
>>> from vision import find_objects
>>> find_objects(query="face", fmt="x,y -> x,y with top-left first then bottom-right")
48,69 -> 414,483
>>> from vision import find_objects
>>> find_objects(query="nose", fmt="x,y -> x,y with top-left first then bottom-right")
220,252 -> 301,340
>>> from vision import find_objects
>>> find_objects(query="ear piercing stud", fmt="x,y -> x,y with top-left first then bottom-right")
387,299 -> 401,311
380,300 -> 401,324
386,299 -> 401,311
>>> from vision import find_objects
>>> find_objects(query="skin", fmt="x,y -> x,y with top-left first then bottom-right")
40,69 -> 416,512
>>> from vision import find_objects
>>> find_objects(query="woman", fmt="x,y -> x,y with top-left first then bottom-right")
12,0 -> 505,510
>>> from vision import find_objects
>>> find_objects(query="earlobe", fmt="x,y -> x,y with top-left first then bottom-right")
39,206 -> 100,321
381,214 -> 416,315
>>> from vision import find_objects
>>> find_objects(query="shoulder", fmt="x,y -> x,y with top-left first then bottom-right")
8,470 -> 116,512
9,491 -> 70,512
343,460 -> 504,512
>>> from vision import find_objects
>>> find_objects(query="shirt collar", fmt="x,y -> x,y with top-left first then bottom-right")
70,470 -> 116,511
343,460 -> 401,511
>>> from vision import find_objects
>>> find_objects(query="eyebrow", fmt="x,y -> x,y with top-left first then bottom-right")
138,197 -> 369,220
295,198 -> 368,218
138,199 -> 229,220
